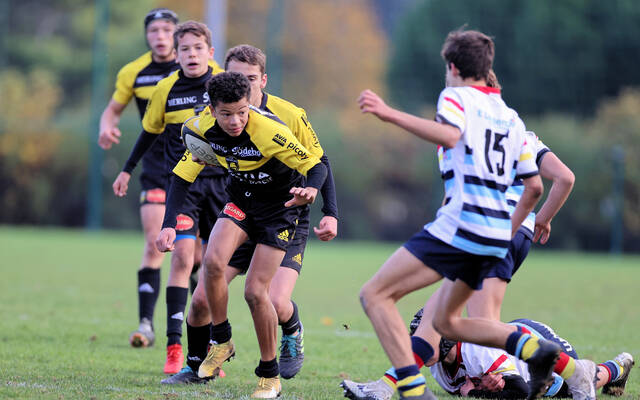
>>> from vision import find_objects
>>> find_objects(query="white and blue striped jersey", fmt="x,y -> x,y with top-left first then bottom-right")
428,86 -> 539,258
505,132 -> 550,237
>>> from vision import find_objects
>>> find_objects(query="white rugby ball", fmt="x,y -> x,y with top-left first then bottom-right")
181,124 -> 220,166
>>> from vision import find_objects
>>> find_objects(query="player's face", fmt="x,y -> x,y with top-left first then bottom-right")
177,33 -> 214,78
226,60 -> 267,108
210,97 -> 250,137
146,20 -> 175,61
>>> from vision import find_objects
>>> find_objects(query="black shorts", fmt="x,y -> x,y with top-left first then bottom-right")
403,230 -> 501,290
175,175 -> 228,242
219,189 -> 303,252
229,228 -> 308,274
483,230 -> 532,282
140,134 -> 168,192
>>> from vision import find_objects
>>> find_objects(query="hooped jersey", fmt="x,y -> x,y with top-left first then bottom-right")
142,66 -> 224,178
505,132 -> 550,237
429,86 -> 539,258
430,341 -> 519,395
173,106 -> 321,196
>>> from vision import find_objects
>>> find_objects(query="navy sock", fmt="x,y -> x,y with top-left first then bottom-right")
138,267 -> 160,322
411,336 -> 434,366
211,319 -> 232,344
166,286 -> 188,345
186,322 -> 211,371
255,357 -> 279,378
281,301 -> 300,335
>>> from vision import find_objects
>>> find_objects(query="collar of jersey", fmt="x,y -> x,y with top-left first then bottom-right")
471,85 -> 501,94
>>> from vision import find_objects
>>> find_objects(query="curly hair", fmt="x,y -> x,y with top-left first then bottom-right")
206,72 -> 251,108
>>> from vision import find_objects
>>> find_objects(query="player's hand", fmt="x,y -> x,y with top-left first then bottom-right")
98,126 -> 122,150
284,187 -> 318,207
479,373 -> 505,392
533,216 -> 551,244
191,154 -> 207,166
156,228 -> 176,252
357,89 -> 393,122
313,215 -> 338,241
112,172 -> 131,197
460,376 -> 477,397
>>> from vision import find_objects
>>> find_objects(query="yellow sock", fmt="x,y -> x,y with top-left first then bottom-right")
521,336 -> 541,361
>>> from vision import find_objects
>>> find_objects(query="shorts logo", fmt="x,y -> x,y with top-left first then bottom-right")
176,214 -> 194,231
223,203 -> 246,221
277,229 -> 289,242
292,253 -> 302,265
272,134 -> 287,146
142,189 -> 167,203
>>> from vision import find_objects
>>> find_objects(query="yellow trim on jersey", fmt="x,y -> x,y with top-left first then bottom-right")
264,94 -> 324,158
112,51 -> 153,105
208,59 -> 225,74
443,105 -> 465,123
519,152 -> 534,162
141,71 -> 179,134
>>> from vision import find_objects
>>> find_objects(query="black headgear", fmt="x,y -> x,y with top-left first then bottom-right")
144,8 -> 178,29
438,338 -> 456,362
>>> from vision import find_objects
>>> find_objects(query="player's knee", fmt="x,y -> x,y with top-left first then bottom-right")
432,313 -> 455,338
188,293 -> 209,321
359,282 -> 378,314
269,294 -> 289,316
203,254 -> 226,278
244,283 -> 267,310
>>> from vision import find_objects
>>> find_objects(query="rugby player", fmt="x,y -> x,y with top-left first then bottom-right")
98,8 -> 179,349
156,71 -> 327,398
160,44 -> 338,385
112,21 -> 224,374
350,29 -> 595,400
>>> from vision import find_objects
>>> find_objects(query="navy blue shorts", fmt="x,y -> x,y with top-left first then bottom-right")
403,230 -> 501,290
175,175 -> 228,242
509,318 -> 578,358
140,135 -> 168,192
484,230 -> 532,282
229,230 -> 307,275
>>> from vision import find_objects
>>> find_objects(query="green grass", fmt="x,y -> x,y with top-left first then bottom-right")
0,226 -> 638,399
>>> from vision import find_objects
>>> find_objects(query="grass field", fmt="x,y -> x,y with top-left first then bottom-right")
1,226 -> 638,399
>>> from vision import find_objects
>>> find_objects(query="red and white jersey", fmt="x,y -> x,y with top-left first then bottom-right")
428,86 -> 539,257
429,342 -> 518,395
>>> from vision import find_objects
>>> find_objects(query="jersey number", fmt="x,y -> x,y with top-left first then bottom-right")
484,129 -> 508,176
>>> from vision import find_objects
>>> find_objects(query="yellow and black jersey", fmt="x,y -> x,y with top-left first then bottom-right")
174,107 -> 322,195
113,53 -> 223,119
258,93 -> 324,159
112,51 -> 180,119
142,66 -> 224,177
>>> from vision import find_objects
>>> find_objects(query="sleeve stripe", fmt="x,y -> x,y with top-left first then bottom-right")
442,105 -> 465,123
485,354 -> 509,374
519,152 -> 533,162
444,96 -> 464,112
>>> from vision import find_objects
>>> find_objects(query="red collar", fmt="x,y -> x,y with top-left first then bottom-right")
471,85 -> 501,94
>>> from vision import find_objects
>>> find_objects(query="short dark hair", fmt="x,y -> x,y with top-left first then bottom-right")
441,29 -> 494,81
224,44 -> 267,75
206,72 -> 251,108
174,21 -> 212,50
144,8 -> 178,30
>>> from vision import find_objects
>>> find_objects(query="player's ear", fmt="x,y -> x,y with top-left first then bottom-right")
261,73 -> 268,89
209,47 -> 215,60
208,104 -> 216,118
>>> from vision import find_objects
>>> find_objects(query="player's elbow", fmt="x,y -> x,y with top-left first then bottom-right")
526,177 -> 544,200
557,168 -> 575,190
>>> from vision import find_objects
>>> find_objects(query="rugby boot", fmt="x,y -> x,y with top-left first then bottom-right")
198,339 -> 235,378
279,322 -> 305,379
602,352 -> 634,396
566,359 -> 597,400
129,317 -> 155,348
525,339 -> 561,399
251,376 -> 282,399
161,365 -> 210,385
341,378 -> 394,400
163,343 -> 184,374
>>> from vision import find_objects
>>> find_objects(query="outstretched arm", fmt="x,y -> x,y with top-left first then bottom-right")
357,89 -> 461,148
534,152 -> 575,244
98,100 -> 126,149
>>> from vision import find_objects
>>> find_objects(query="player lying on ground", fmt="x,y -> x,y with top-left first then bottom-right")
160,44 -> 338,385
156,71 -> 327,398
112,21 -> 224,374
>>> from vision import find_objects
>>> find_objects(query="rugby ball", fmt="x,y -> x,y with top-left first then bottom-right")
181,124 -> 220,166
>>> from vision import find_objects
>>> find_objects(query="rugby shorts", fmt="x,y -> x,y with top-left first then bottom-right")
403,229 -> 501,290
175,174 -> 228,242
484,229 -> 532,282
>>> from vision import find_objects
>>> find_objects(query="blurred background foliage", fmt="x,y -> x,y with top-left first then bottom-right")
1,0 -> 639,252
